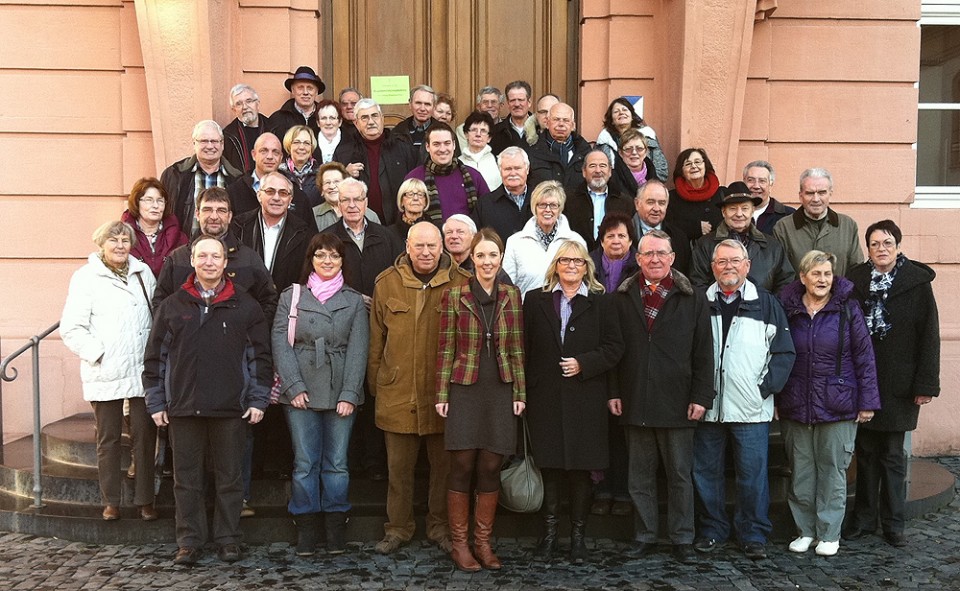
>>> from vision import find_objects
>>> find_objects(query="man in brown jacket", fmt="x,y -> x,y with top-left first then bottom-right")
367,222 -> 471,554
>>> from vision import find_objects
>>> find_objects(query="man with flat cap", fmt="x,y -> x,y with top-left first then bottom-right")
270,66 -> 326,141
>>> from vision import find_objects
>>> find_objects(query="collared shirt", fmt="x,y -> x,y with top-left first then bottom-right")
717,281 -> 747,304
506,186 -> 527,210
589,189 -> 607,239
260,213 -> 285,272
295,102 -> 316,122
511,119 -> 526,139
638,219 -> 661,235
251,171 -> 262,192
552,282 -> 589,343
343,218 -> 368,251
191,162 -> 229,234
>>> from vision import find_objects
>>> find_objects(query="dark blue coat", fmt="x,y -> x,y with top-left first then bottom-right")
776,277 -> 880,424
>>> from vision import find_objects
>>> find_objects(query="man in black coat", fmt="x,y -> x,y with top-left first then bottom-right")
525,102 -> 591,191
630,181 -> 692,275
609,229 -> 714,565
743,160 -> 795,235
332,99 -> 418,226
471,146 -> 533,243
489,80 -> 534,155
223,84 -> 269,174
390,84 -> 438,157
268,66 -> 325,143
160,120 -> 244,236
564,148 -> 635,251
226,133 -> 317,231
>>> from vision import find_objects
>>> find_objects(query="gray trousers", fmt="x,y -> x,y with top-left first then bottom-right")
626,425 -> 695,544
781,419 -> 857,543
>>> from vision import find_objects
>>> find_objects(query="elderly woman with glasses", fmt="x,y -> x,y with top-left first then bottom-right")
666,148 -> 726,242
391,178 -> 429,241
60,220 -> 158,522
502,180 -> 586,299
120,177 -> 188,277
523,240 -> 623,563
280,124 -> 322,207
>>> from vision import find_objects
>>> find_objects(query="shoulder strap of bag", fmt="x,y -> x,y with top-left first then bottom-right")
835,301 -> 848,377
287,284 -> 301,346
135,273 -> 154,316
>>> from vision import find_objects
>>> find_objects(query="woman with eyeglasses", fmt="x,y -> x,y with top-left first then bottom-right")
272,233 -> 369,556
458,111 -> 502,191
390,178 -> 430,241
666,148 -> 726,242
121,177 -> 188,277
610,129 -> 658,197
502,180 -> 587,299
314,100 -> 343,164
595,97 -> 669,183
313,162 -> 382,232
280,124 -> 322,207
522,240 -> 624,563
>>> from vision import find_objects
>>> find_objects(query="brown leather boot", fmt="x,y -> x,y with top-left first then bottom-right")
447,490 -> 481,572
473,490 -> 502,570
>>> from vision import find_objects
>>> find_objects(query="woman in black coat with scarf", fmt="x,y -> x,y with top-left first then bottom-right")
523,240 -> 624,563
844,220 -> 941,547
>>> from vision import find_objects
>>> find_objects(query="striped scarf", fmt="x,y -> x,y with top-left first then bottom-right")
423,159 -> 479,223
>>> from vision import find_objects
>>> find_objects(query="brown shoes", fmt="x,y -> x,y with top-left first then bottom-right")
447,490 -> 481,572
140,503 -> 158,521
174,547 -> 200,565
102,505 -> 120,521
473,491 -> 502,570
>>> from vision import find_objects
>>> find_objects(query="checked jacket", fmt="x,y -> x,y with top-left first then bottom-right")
435,281 -> 526,403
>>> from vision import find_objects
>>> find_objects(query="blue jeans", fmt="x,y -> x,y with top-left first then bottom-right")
284,405 -> 356,515
692,421 -> 772,544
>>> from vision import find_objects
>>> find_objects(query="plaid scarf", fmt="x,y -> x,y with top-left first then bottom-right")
534,223 -> 558,251
99,253 -> 129,284
865,253 -> 904,339
423,159 -> 479,223
542,131 -> 573,165
639,272 -> 674,331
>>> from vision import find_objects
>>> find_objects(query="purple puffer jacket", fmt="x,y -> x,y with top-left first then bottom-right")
776,276 -> 880,424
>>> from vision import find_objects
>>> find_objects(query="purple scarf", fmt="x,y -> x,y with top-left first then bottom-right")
306,271 -> 344,304
601,253 -> 627,293
632,161 -> 648,188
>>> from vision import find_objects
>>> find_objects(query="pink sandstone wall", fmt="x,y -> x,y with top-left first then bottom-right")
580,0 -> 960,455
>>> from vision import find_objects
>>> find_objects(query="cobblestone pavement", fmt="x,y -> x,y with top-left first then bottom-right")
2,459 -> 960,591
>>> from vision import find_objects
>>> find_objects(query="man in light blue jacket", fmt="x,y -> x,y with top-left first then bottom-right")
692,239 -> 795,560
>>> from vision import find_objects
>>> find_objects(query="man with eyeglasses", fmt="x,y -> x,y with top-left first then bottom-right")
338,87 -> 363,143
743,160 -> 795,235
226,132 -> 317,231
688,182 -> 794,294
333,99 -> 418,226
609,229 -> 714,564
160,120 -> 244,236
772,167 -> 864,276
526,102 -> 592,191
565,148 -> 635,251
269,66 -> 326,143
223,84 -> 269,175
691,239 -> 795,561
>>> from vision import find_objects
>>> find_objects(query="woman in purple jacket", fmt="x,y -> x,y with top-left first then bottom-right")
777,250 -> 880,557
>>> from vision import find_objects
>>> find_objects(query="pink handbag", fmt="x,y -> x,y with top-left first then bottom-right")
269,284 -> 301,404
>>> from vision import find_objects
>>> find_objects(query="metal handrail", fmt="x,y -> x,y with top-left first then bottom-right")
0,321 -> 60,508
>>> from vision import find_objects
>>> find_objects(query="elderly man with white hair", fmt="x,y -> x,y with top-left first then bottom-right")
443,214 -> 478,269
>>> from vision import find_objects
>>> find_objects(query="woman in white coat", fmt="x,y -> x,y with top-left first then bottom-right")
61,220 -> 158,521
502,180 -> 586,298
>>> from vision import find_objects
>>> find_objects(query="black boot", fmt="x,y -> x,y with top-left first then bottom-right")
325,512 -> 349,554
294,513 -> 321,556
569,471 -> 592,564
535,469 -> 561,560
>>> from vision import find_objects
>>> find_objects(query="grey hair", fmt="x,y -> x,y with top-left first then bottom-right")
583,147 -> 611,169
498,146 -> 530,168
338,177 -> 368,198
192,119 -> 223,140
799,168 -> 833,191
228,84 -> 259,108
259,171 -> 293,191
93,220 -> 137,249
712,238 -> 749,261
338,87 -> 363,100
443,214 -> 477,235
476,86 -> 504,104
354,98 -> 381,113
742,160 -> 775,184
638,229 -> 672,251
636,179 -> 669,201
410,84 -> 436,101
798,249 -> 837,276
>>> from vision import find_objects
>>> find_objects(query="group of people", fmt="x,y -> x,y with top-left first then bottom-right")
58,66 -> 941,571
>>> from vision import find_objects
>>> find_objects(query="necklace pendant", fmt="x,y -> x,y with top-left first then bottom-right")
485,332 -> 492,357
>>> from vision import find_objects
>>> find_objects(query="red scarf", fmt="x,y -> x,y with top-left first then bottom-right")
674,172 -> 720,202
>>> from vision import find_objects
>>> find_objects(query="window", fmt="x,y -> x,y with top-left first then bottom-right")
915,3 -> 960,206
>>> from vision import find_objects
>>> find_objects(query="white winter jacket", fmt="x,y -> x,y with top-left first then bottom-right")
458,145 -> 502,191
502,215 -> 586,299
60,253 -> 156,402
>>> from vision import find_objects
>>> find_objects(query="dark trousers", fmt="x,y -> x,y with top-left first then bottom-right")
851,428 -> 907,534
595,416 -> 630,501
91,398 -> 156,506
626,425 -> 695,544
168,416 -> 246,548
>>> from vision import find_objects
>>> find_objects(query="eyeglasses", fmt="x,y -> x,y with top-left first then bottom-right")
194,139 -> 222,146
639,250 -> 673,260
536,202 -> 560,211
869,239 -> 897,250
199,206 -> 230,216
260,188 -> 292,198
621,145 -> 646,154
139,197 -> 166,207
404,191 -> 426,199
313,252 -> 342,261
232,98 -> 259,108
291,139 -> 313,147
682,159 -> 705,169
713,257 -> 746,268
557,257 -> 586,268
357,113 -> 382,122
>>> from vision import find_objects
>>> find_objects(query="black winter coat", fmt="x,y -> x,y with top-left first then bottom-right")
689,222 -> 795,294
223,115 -> 269,174
230,210 -> 317,293
159,156 -> 244,236
331,134 -> 418,226
321,221 -> 404,297
525,132 -> 592,192
847,258 -> 941,431
471,186 -> 533,244
666,187 -> 725,245
611,270 -> 715,428
226,175 -> 318,232
523,290 -> 624,470
564,186 -> 635,251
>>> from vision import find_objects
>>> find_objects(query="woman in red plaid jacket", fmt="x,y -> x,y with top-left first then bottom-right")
435,227 -> 526,572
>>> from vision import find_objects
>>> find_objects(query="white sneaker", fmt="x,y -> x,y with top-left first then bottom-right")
788,536 -> 816,553
815,540 -> 839,556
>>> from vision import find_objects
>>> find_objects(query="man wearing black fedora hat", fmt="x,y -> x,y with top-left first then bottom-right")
688,181 -> 794,294
269,66 -> 326,142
